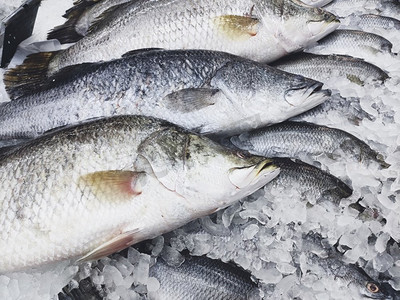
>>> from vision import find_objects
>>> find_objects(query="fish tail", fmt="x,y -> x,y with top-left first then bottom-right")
4,51 -> 59,99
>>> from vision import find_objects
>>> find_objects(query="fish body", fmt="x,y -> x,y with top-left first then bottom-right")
269,158 -> 352,204
230,121 -> 388,168
300,252 -> 399,299
42,0 -> 339,75
1,49 -> 329,143
0,115 -> 279,273
324,0 -> 400,19
306,29 -> 393,61
349,14 -> 400,31
271,52 -> 389,86
148,256 -> 260,300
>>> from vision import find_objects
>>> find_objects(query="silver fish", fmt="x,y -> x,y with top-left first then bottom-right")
0,115 -> 279,273
148,256 -> 261,299
1,49 -> 330,144
305,29 -> 394,62
300,0 -> 333,7
300,252 -> 399,299
271,52 -> 389,86
35,0 -> 339,76
324,0 -> 400,19
230,121 -> 389,168
268,157 -> 352,204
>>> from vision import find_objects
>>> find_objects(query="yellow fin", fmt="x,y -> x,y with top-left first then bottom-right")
76,229 -> 140,262
213,15 -> 260,41
80,170 -> 144,202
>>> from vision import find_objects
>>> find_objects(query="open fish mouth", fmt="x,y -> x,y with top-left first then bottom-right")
285,81 -> 330,109
228,159 -> 280,190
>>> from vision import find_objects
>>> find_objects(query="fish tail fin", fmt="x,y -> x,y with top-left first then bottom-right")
229,133 -> 254,151
4,51 -> 59,99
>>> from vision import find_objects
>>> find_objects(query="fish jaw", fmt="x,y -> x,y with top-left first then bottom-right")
280,81 -> 330,121
306,13 -> 341,44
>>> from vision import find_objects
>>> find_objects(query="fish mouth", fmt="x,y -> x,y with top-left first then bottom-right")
228,159 -> 280,189
285,81 -> 330,109
307,12 -> 340,39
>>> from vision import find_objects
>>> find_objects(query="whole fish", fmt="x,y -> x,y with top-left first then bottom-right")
0,115 -> 279,273
148,256 -> 260,300
26,0 -> 339,76
229,121 -> 389,168
300,252 -> 399,299
269,158 -> 352,204
324,0 -> 400,19
1,49 -> 330,144
345,14 -> 400,31
48,0 -> 132,44
271,53 -> 389,86
305,29 -> 393,62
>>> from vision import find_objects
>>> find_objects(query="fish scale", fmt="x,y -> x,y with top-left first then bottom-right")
0,115 -> 279,273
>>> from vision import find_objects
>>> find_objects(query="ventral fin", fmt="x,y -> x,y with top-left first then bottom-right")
213,15 -> 260,40
77,229 -> 141,262
163,88 -> 219,113
80,170 -> 145,202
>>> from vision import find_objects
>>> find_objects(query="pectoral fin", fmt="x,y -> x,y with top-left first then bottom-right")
80,170 -> 145,202
213,15 -> 260,40
77,229 -> 141,262
163,88 -> 219,113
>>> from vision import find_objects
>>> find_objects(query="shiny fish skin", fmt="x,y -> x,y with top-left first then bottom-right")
148,256 -> 260,300
306,29 -> 393,59
300,252 -> 399,299
269,158 -> 352,204
1,49 -> 329,143
0,115 -> 279,273
300,0 -> 333,7
353,14 -> 400,31
45,0 -> 339,75
230,121 -> 388,168
271,52 -> 389,85
324,0 -> 400,19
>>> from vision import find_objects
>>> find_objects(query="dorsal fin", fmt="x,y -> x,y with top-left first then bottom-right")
121,48 -> 164,58
87,2 -> 131,35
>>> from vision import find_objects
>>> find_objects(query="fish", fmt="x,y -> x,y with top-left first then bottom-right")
148,256 -> 261,300
300,252 -> 399,299
0,115 -> 279,273
305,29 -> 394,62
271,52 -> 389,86
229,121 -> 389,168
324,0 -> 400,19
344,13 -> 400,31
25,0 -> 339,76
1,49 -> 330,144
268,157 -> 352,204
300,0 -> 333,7
297,232 -> 400,299
48,0 -> 132,44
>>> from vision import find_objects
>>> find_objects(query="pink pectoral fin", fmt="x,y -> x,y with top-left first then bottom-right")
76,229 -> 141,263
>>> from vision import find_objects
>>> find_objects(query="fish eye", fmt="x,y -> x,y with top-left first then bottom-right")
366,282 -> 380,293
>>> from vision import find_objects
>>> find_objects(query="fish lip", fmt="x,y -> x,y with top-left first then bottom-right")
306,15 -> 340,39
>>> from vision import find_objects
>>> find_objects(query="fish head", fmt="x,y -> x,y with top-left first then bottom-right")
350,279 -> 399,299
211,61 -> 330,131
134,127 -> 279,206
254,0 -> 339,52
